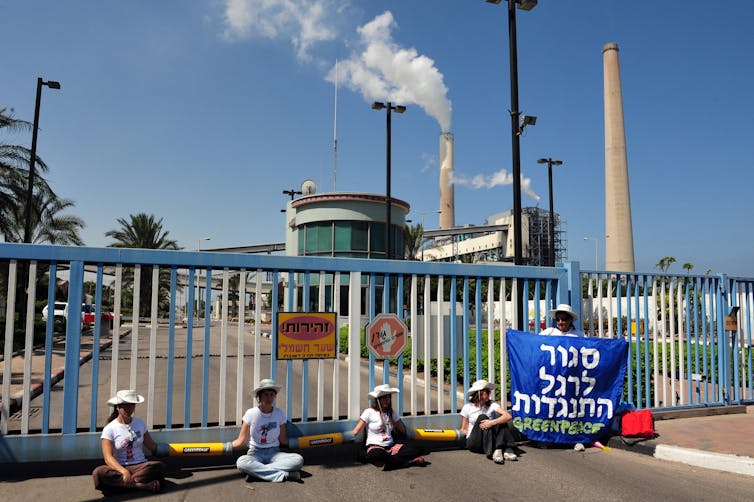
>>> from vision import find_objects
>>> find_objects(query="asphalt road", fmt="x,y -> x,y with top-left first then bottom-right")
3,441 -> 754,501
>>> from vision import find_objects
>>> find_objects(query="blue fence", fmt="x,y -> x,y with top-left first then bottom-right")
0,243 -> 751,462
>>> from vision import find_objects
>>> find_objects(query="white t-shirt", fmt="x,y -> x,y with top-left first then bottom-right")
360,407 -> 400,447
101,417 -> 148,466
460,401 -> 503,438
242,406 -> 287,448
540,326 -> 585,337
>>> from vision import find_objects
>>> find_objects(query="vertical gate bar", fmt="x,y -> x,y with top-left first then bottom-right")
317,271 -> 326,421
348,272 -> 361,420
436,276 -> 444,414
21,261 -> 37,434
62,260 -> 84,434
463,277 -> 470,394
130,265 -> 141,389
301,271 -> 311,421
166,267 -> 177,428
498,278 -> 507,409
397,274 -> 405,416
642,276 -> 651,408
1,260 -> 16,435
382,274 -> 389,386
285,271 -> 294,417
42,261 -> 56,433
533,278 -> 541,334
111,264 -> 123,398
423,276 -> 431,415
475,277 -> 482,381
487,278 -> 494,384
271,270 -> 279,383
184,268 -> 195,427
254,270 -> 263,386
332,272 -> 341,420
450,275 -> 459,412
89,265 -> 105,431
410,274 -> 418,416
201,268 -> 212,427
369,273 -> 376,392
147,266 -> 159,428
236,270 -> 247,425
654,278 -> 662,408
219,269 -> 229,426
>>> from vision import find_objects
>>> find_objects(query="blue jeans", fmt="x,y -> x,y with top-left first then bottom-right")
236,446 -> 304,483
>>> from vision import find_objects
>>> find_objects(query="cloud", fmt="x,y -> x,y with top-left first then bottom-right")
222,0 -> 337,61
420,152 -> 437,173
451,168 -> 540,202
328,11 -> 452,132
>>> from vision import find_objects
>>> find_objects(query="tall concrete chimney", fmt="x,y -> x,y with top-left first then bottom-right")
603,43 -> 635,272
439,132 -> 455,229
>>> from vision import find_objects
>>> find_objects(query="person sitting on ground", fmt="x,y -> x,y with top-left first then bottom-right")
92,389 -> 167,495
224,379 -> 304,483
460,379 -> 518,464
352,384 -> 428,470
539,303 -> 585,337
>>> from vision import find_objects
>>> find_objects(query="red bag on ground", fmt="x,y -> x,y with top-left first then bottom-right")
621,409 -> 655,439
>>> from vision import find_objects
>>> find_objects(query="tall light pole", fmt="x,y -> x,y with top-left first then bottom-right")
583,235 -> 608,270
372,101 -> 406,259
24,77 -> 61,244
537,157 -> 562,267
486,0 -> 537,329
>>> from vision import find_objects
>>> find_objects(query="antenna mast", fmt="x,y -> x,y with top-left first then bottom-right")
333,59 -> 338,192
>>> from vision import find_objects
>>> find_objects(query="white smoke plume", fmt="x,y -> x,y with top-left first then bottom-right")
328,11 -> 452,132
451,168 -> 540,202
222,0 -> 338,61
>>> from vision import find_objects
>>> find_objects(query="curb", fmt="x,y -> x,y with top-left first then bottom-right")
608,434 -> 754,478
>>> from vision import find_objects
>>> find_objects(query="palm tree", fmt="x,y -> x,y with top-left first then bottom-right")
403,223 -> 423,260
682,262 -> 694,275
2,186 -> 84,245
655,256 -> 676,273
106,213 -> 181,317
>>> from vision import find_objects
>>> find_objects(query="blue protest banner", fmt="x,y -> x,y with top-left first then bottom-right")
506,329 -> 628,444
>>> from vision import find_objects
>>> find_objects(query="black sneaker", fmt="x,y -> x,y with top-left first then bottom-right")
286,471 -> 302,483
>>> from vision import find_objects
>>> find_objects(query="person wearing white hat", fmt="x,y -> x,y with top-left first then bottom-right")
225,379 -> 304,483
92,389 -> 167,494
352,384 -> 428,470
540,303 -> 585,337
460,380 -> 518,464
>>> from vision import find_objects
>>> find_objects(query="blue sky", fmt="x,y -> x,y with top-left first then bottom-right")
2,1 -> 753,276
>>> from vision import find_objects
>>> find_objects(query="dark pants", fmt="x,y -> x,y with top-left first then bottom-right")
364,442 -> 424,470
466,414 -> 515,457
92,460 -> 166,492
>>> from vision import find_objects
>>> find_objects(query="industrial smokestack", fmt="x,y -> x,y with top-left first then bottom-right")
439,132 -> 455,229
603,42 -> 635,272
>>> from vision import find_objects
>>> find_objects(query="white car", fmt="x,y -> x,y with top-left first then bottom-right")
42,302 -> 69,321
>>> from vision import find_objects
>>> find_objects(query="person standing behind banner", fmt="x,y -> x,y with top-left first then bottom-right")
352,384 -> 428,470
224,379 -> 304,482
92,389 -> 167,495
539,304 -> 587,450
539,303 -> 585,337
460,380 -> 518,464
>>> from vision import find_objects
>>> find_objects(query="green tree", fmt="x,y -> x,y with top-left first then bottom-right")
1,107 -> 82,244
105,213 -> 181,316
682,262 -> 694,275
655,256 -> 676,273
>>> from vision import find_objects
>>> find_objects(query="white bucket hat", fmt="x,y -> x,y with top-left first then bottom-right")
253,378 -> 282,396
549,303 -> 579,321
368,384 -> 399,399
107,389 -> 145,406
467,379 -> 496,397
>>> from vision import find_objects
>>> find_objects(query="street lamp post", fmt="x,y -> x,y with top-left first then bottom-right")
372,101 -> 406,259
583,236 -> 608,270
486,0 -> 537,329
537,157 -> 562,267
24,77 -> 61,244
